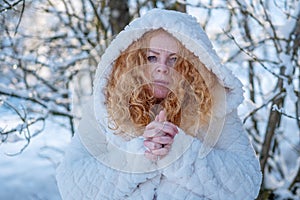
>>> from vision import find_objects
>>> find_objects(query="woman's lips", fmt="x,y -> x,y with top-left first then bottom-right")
153,80 -> 169,87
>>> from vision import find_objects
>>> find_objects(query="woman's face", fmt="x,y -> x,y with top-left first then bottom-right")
147,32 -> 178,99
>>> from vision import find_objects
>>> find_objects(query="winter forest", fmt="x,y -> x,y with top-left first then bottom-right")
0,0 -> 299,199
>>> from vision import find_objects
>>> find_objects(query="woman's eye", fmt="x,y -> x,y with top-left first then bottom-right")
147,56 -> 157,63
168,56 -> 177,65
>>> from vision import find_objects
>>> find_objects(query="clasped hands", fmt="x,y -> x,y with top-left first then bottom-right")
143,110 -> 178,161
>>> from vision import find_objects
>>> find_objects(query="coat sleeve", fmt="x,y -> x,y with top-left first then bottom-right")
159,110 -> 262,200
56,100 -> 165,200
56,133 -> 160,200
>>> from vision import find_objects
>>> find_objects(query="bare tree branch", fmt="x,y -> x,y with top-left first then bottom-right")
0,86 -> 74,118
13,0 -> 25,35
0,0 -> 23,13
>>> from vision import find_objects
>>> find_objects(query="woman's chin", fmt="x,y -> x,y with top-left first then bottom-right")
153,87 -> 169,99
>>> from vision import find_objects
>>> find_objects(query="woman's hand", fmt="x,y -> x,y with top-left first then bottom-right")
143,110 -> 178,161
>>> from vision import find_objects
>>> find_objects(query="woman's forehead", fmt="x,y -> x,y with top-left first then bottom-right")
148,32 -> 178,54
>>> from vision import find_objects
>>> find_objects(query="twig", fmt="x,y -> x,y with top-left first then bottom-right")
243,91 -> 285,124
272,104 -> 300,121
0,100 -> 46,155
224,30 -> 288,80
14,0 -> 26,35
0,86 -> 74,118
0,0 -> 23,13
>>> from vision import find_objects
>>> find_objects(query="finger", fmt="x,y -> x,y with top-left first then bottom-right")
144,140 -> 162,150
163,121 -> 178,131
145,121 -> 177,135
145,120 -> 162,131
164,144 -> 171,151
144,123 -> 178,138
152,136 -> 174,144
144,150 -> 158,161
160,122 -> 179,137
143,128 -> 165,138
151,147 -> 169,156
158,110 -> 167,122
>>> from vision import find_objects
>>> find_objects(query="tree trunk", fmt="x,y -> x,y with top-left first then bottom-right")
257,67 -> 286,200
108,0 -> 131,35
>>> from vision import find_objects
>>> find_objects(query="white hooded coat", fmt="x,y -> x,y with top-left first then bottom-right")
56,9 -> 262,200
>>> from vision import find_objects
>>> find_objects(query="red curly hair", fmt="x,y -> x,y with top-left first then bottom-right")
105,29 -> 216,139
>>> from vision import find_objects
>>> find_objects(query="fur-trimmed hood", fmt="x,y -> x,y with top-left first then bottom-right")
92,9 -> 244,156
93,9 -> 244,119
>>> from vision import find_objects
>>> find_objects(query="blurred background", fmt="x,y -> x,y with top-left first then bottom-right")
0,0 -> 299,199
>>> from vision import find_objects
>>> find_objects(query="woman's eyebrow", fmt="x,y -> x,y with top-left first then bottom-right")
148,49 -> 159,55
148,49 -> 177,56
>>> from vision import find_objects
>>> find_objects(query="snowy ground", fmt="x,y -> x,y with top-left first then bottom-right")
0,111 -> 71,200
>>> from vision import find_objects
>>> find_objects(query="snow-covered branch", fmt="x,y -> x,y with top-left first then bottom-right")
209,0 -> 300,198
0,98 -> 46,154
0,0 -> 23,13
0,86 -> 73,118
0,0 -> 299,199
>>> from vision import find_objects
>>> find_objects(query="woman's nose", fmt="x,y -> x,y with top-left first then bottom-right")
155,64 -> 169,74
155,58 -> 169,74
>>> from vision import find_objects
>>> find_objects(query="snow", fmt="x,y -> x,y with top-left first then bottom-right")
0,112 -> 71,199
1,2 -> 299,199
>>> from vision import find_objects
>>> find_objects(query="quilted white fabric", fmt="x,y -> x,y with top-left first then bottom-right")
56,9 -> 262,200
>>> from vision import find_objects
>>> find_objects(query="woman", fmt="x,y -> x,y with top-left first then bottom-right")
56,9 -> 262,200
